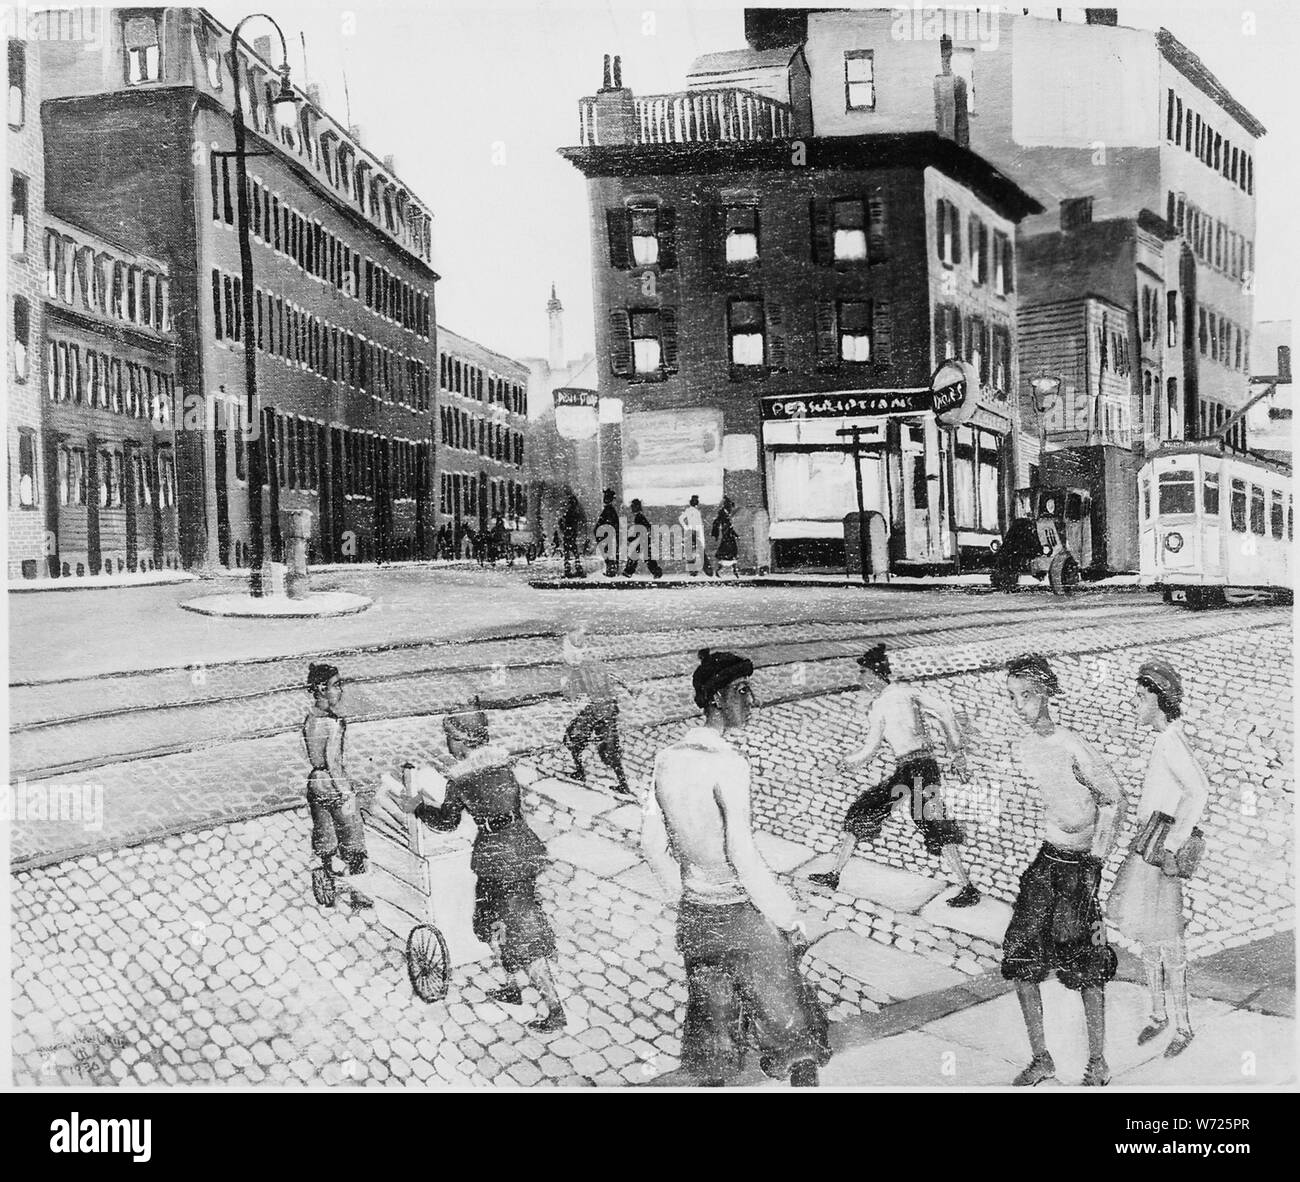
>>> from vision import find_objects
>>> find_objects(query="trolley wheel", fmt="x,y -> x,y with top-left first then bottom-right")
1048,552 -> 1081,597
406,924 -> 450,1003
312,867 -> 337,908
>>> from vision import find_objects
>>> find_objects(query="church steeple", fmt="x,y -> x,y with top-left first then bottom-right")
547,282 -> 565,371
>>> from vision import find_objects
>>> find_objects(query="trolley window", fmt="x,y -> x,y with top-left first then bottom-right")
1230,479 -> 1247,532
1142,479 -> 1150,520
1250,484 -> 1265,535
1158,469 -> 1195,515
1290,496 -> 1294,541
1271,490 -> 1284,539
1202,471 -> 1219,516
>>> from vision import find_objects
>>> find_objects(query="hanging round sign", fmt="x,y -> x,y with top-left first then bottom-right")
930,358 -> 980,426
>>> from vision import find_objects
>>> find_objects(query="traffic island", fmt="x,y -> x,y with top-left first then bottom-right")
179,590 -> 373,618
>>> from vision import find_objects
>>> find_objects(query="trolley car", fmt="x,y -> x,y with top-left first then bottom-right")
1139,443 -> 1292,608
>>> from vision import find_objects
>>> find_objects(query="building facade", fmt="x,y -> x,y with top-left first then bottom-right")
34,7 -> 438,569
41,215 -> 181,578
435,326 -> 529,541
562,65 -> 1038,572
8,27 -> 45,579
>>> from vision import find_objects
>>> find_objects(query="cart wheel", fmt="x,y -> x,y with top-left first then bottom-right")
406,924 -> 450,1003
312,867 -> 337,908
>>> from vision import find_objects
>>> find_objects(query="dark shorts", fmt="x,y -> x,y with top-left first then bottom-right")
676,900 -> 831,1082
307,774 -> 367,862
474,874 -> 557,974
1001,843 -> 1118,992
842,756 -> 964,855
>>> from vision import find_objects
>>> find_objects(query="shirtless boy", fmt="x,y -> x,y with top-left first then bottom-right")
1002,653 -> 1128,1087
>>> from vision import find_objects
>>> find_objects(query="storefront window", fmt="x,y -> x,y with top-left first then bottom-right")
953,427 -> 977,529
978,431 -> 1000,529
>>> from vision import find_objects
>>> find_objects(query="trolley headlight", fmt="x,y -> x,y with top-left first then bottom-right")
1164,531 -> 1184,553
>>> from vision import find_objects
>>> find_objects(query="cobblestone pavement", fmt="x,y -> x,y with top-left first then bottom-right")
9,599 -> 1293,1088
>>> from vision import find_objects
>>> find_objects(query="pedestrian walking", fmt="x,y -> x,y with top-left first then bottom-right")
491,514 -> 510,566
809,645 -> 982,907
595,488 -> 620,578
403,709 -> 566,1033
711,496 -> 741,579
622,498 -> 663,579
641,648 -> 832,1087
561,622 -> 634,796
559,493 -> 586,579
1108,660 -> 1209,1060
302,664 -> 372,910
458,523 -> 475,561
1001,653 -> 1128,1087
679,494 -> 712,577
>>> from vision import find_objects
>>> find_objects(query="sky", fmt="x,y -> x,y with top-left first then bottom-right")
203,1 -> 1298,366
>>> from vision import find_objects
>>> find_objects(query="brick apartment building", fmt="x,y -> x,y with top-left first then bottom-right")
561,59 -> 1038,573
8,29 -> 46,579
33,7 -> 438,569
434,326 -> 529,541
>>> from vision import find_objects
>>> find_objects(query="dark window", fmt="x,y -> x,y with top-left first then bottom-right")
1203,471 -> 1219,516
12,296 -> 29,381
844,49 -> 875,110
1250,483 -> 1265,535
728,300 -> 764,367
10,172 -> 27,255
833,199 -> 867,262
1158,469 -> 1196,516
724,204 -> 759,264
838,300 -> 871,363
1271,489 -> 1284,539
8,40 -> 25,127
123,15 -> 161,84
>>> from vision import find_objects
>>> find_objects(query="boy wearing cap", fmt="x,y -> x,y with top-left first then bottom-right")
596,488 -> 621,578
809,644 -> 981,908
641,648 -> 832,1087
622,498 -> 663,579
303,664 -> 372,910
1002,652 -> 1128,1087
406,709 -> 566,1033
1109,659 -> 1210,1059
561,623 -> 634,797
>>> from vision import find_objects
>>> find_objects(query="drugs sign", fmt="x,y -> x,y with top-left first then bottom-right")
930,359 -> 979,426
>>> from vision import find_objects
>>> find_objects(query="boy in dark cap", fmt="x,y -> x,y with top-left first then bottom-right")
642,648 -> 832,1086
303,664 -> 372,910
403,708 -> 566,1033
809,644 -> 981,907
1002,652 -> 1128,1086
595,488 -> 621,578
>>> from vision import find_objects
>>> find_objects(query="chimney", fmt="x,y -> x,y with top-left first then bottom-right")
934,76 -> 969,149
591,51 -> 637,145
1060,196 -> 1094,231
306,83 -> 322,108
1085,9 -> 1119,25
253,35 -> 272,61
349,124 -> 364,146
383,154 -> 396,174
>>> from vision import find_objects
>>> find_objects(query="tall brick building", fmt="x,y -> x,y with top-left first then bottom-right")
561,61 -> 1038,572
33,7 -> 438,569
434,326 -> 529,541
8,29 -> 46,579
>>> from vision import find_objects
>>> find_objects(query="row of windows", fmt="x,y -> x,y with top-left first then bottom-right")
1198,402 -> 1247,451
1092,311 -> 1133,377
1146,469 -> 1289,540
1166,192 -> 1254,280
438,407 -> 525,466
1166,89 -> 1254,195
35,227 -> 172,333
438,472 -> 527,521
188,14 -> 433,261
210,269 -> 432,411
1196,307 -> 1250,372
933,305 -> 1012,394
55,445 -> 176,510
220,169 -> 432,338
1141,373 -> 1182,442
1140,286 -> 1180,350
438,353 -> 526,414
45,338 -> 175,426
935,199 -> 1014,295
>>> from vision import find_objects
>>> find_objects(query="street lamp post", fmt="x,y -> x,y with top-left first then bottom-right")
228,15 -> 298,595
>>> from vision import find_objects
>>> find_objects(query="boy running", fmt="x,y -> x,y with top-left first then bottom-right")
809,644 -> 981,907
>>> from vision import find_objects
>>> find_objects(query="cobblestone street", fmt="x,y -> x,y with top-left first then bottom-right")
8,582 -> 1295,1088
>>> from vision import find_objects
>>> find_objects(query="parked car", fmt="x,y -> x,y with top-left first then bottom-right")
990,487 -> 1092,595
